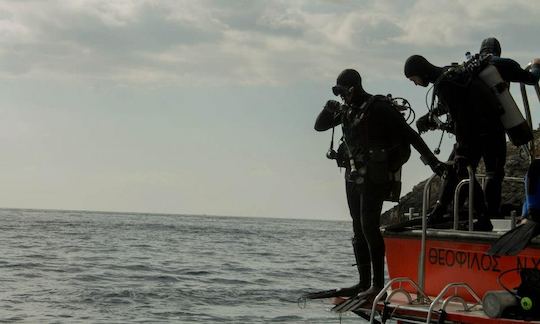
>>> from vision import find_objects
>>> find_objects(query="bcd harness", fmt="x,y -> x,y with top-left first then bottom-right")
327,95 -> 411,201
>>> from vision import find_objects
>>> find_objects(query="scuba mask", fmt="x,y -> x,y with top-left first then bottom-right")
332,85 -> 352,100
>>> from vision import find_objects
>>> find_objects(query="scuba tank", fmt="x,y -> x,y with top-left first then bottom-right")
477,64 -> 533,146
488,268 -> 540,320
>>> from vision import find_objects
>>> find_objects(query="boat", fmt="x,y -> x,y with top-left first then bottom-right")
326,72 -> 540,323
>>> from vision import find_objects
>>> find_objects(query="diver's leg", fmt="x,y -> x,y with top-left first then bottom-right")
343,181 -> 371,296
427,149 -> 457,224
482,130 -> 506,219
456,146 -> 492,231
359,183 -> 389,289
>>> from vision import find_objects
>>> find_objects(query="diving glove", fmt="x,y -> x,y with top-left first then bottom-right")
431,162 -> 451,177
416,113 -> 438,134
324,100 -> 342,113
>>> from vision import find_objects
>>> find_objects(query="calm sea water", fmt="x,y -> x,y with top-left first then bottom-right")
0,209 -> 376,323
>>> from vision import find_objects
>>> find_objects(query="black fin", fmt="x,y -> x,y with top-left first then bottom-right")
301,289 -> 339,300
332,297 -> 361,313
302,284 -> 363,300
487,221 -> 540,256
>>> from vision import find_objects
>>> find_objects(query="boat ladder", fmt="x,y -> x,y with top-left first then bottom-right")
338,277 -> 483,323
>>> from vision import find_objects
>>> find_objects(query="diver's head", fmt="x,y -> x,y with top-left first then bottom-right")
480,37 -> 501,57
332,69 -> 366,105
404,55 -> 441,87
408,75 -> 429,87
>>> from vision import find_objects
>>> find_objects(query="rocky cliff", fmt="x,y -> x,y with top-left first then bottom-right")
381,130 -> 540,225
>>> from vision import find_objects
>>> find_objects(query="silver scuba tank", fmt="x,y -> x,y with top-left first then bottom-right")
482,290 -> 518,318
478,64 -> 533,146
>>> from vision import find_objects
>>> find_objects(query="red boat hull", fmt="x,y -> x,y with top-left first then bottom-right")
384,230 -> 540,302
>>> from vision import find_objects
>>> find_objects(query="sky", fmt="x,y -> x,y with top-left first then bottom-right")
0,0 -> 539,220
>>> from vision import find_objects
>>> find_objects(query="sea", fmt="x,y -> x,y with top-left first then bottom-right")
0,208 -> 381,323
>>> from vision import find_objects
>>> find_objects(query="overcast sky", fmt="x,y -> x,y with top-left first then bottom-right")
0,0 -> 539,219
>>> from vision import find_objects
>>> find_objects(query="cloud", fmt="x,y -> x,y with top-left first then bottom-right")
0,0 -> 538,85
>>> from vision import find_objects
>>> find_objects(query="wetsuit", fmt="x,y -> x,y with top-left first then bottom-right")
480,37 -> 540,85
428,60 -> 538,221
315,94 -> 439,289
433,70 -> 505,226
490,57 -> 540,85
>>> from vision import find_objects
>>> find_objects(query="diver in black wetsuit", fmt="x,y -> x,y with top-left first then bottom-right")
480,37 -> 540,85
414,38 -> 540,226
311,69 -> 446,300
405,55 -> 509,231
479,37 -> 540,220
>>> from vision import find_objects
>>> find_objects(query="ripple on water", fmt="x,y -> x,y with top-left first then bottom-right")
0,211 -> 358,323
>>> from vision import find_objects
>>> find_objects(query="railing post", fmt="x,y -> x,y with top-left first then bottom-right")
419,174 -> 437,291
467,166 -> 475,232
453,179 -> 469,230
520,64 -> 538,158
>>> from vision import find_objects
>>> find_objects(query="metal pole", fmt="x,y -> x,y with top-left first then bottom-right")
419,174 -> 437,291
468,166 -> 475,232
521,83 -> 535,157
453,179 -> 470,230
535,83 -> 540,106
522,62 -> 539,157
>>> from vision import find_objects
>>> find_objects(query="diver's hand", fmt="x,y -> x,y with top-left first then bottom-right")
430,161 -> 451,177
454,155 -> 470,174
324,100 -> 342,113
416,113 -> 437,134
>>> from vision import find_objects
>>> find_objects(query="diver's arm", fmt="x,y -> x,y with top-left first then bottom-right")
491,57 -> 540,85
384,103 -> 439,166
402,120 -> 439,166
314,100 -> 342,131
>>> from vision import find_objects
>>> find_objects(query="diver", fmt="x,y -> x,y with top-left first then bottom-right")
414,39 -> 540,227
307,69 -> 447,302
404,53 -> 518,231
479,37 -> 540,219
480,37 -> 540,85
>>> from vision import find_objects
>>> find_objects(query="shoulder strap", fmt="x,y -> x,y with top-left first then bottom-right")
359,94 -> 389,116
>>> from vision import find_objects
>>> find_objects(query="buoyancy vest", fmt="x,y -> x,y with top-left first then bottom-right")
437,55 -> 532,146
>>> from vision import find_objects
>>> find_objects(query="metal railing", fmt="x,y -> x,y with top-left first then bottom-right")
452,174 -> 524,231
369,277 -> 431,324
419,174 -> 437,291
425,282 -> 482,324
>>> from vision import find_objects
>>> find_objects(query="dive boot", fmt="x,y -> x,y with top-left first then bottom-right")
303,261 -> 370,299
473,218 -> 493,232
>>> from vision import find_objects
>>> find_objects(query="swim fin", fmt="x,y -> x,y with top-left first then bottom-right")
302,284 -> 363,300
487,221 -> 540,256
331,286 -> 385,313
331,296 -> 365,313
302,288 -> 340,300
